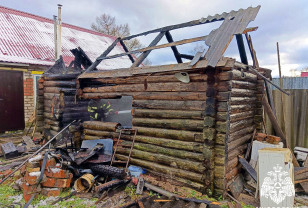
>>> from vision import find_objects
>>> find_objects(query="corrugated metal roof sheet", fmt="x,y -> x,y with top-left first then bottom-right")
0,6 -> 131,70
205,6 -> 260,67
272,77 -> 308,89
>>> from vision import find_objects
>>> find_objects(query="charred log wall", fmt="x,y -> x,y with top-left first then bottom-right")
215,66 -> 260,195
43,73 -> 89,136
80,70 -> 209,191
78,63 -> 267,195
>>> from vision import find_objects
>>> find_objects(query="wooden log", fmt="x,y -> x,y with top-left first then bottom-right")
225,167 -> 239,180
116,148 -> 205,173
115,154 -> 204,183
229,118 -> 254,133
228,144 -> 247,160
99,126 -> 204,142
214,145 -> 226,157
228,126 -> 254,142
85,132 -> 204,152
228,134 -> 252,152
226,157 -> 238,172
217,81 -> 232,92
231,88 -> 256,97
132,118 -> 204,131
214,156 -> 225,165
216,92 -> 230,101
45,118 -> 59,126
133,92 -> 207,101
120,141 -> 204,162
82,93 -> 131,99
218,70 -> 257,82
44,80 -> 76,87
44,73 -> 80,80
214,178 -> 224,190
216,133 -> 226,145
84,135 -> 102,140
83,82 -> 207,93
217,111 -> 254,122
44,87 -> 76,94
214,165 -> 225,179
230,97 -> 257,105
132,109 -> 204,120
90,73 -> 208,85
83,121 -> 120,132
232,80 -> 256,89
133,100 -> 206,111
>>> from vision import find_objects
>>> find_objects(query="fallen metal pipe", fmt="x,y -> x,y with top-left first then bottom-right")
0,120 -> 77,185
234,62 -> 290,96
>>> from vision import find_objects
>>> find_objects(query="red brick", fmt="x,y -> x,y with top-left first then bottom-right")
45,168 -> 72,179
24,172 -> 40,185
22,182 -> 41,193
41,188 -> 61,197
41,177 -> 72,188
40,158 -> 56,168
23,191 -> 38,203
21,165 -> 26,176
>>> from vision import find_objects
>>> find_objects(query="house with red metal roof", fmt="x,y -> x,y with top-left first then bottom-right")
0,6 -> 131,131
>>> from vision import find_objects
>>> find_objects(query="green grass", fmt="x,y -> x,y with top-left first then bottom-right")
0,184 -> 25,206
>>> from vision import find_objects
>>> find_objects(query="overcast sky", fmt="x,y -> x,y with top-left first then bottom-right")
0,0 -> 307,77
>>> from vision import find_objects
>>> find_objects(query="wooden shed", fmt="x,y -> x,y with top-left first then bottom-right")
40,6 -> 273,195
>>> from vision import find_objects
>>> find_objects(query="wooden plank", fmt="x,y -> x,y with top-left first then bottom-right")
78,58 -> 234,79
238,157 -> 256,181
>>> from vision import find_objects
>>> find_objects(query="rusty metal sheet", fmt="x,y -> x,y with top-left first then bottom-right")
204,6 -> 261,67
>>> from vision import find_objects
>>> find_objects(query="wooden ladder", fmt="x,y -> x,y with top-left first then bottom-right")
110,128 -> 137,169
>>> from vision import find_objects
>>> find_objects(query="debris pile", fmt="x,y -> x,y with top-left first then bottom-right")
19,154 -> 72,201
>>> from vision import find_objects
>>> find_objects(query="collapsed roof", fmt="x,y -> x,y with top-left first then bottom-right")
79,5 -> 261,79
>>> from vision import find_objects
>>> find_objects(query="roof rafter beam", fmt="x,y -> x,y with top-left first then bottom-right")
235,34 -> 248,65
84,37 -> 121,73
165,31 -> 183,63
122,16 -> 225,41
119,40 -> 135,63
131,31 -> 166,68
180,54 -> 194,60
97,35 -> 208,62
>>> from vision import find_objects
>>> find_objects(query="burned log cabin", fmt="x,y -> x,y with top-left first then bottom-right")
40,6 -> 272,196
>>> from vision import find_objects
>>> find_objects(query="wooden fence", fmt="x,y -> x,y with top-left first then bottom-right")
266,89 -> 308,148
